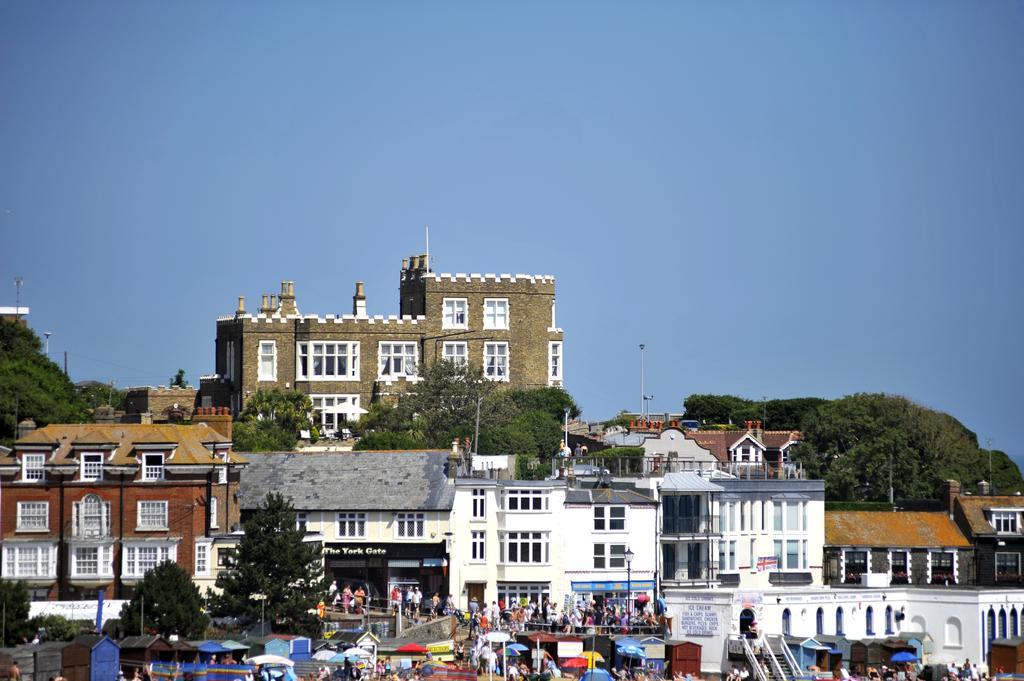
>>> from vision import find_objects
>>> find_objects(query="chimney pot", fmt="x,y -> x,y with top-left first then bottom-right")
236,296 -> 246,314
353,281 -> 367,317
402,258 -> 409,270
281,281 -> 288,295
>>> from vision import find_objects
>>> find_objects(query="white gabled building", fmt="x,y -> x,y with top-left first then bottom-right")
562,486 -> 659,606
449,479 -> 569,610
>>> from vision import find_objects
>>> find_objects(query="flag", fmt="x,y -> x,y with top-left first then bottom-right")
756,556 -> 778,572
96,589 -> 105,632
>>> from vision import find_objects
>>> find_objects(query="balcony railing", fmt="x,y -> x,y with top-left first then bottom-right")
566,457 -> 807,480
663,514 -> 721,535
664,562 -> 716,582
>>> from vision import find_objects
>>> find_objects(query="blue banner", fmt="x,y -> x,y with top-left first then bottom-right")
570,581 -> 655,592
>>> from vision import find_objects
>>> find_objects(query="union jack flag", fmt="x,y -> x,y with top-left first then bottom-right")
756,556 -> 778,572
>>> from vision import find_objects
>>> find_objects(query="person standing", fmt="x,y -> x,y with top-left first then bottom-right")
412,587 -> 423,615
9,661 -> 21,681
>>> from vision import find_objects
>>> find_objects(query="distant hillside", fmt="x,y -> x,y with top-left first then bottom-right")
684,393 -> 1022,501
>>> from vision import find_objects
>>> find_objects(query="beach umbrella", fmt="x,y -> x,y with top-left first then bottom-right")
396,643 -> 430,654
562,659 -> 588,669
246,655 -> 295,667
581,670 -> 614,681
579,652 -> 604,664
891,652 -> 917,663
344,648 -> 372,660
507,644 -> 530,653
619,646 -> 646,658
313,650 -> 337,661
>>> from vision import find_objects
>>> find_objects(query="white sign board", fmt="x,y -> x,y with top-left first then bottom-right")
678,603 -> 720,637
557,641 -> 583,658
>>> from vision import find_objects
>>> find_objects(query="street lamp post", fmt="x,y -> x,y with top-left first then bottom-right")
252,593 -> 267,634
638,345 -> 645,420
624,547 -> 635,633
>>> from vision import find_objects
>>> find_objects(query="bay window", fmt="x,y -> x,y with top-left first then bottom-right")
71,545 -> 113,578
3,544 -> 55,579
123,543 -> 175,579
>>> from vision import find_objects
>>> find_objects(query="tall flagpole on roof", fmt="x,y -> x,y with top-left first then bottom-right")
425,225 -> 430,272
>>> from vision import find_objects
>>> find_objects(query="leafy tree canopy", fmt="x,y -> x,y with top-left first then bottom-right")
209,492 -> 325,637
30,614 -> 86,642
119,560 -> 209,638
0,580 -> 32,646
683,394 -> 827,430
0,320 -> 89,447
170,369 -> 188,387
233,389 -> 317,451
75,381 -> 126,411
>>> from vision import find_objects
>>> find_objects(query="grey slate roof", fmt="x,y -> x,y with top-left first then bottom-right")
239,451 -> 455,512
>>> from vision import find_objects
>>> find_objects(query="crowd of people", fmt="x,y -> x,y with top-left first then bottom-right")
466,595 -> 663,637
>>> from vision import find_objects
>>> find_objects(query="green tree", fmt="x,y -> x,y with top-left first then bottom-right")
119,561 -> 208,638
402,360 -> 495,448
0,320 -> 89,447
29,614 -> 85,642
75,381 -> 126,411
233,389 -> 317,451
0,580 -> 32,646
170,369 -> 188,388
209,493 -> 325,637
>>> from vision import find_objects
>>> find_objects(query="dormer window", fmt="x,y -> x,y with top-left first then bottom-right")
22,453 -> 44,482
143,453 -> 165,481
80,453 -> 104,481
992,511 -> 1020,534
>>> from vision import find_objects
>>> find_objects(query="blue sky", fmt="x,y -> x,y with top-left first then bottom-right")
2,2 -> 1022,463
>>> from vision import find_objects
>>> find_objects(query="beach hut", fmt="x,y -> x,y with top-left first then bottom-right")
263,638 -> 293,659
665,641 -> 701,678
118,636 -> 180,670
816,635 -> 852,671
289,637 -> 312,661
220,641 -> 251,664
785,637 -> 833,672
989,638 -> 1024,673
192,641 -> 234,663
62,635 -> 120,681
637,636 -> 666,672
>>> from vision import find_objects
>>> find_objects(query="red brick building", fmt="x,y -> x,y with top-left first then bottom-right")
0,411 -> 245,600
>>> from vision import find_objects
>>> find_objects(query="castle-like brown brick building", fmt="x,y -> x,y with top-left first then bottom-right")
199,254 -> 565,431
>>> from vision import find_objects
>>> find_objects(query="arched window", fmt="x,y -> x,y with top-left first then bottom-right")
988,608 -> 997,643
783,608 -> 792,637
74,493 -> 109,538
816,607 -> 824,635
1012,608 -> 1019,637
836,607 -> 845,635
1000,609 -> 1008,639
885,606 -> 894,634
866,606 -> 875,636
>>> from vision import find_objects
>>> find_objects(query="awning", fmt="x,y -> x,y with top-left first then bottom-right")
389,559 -> 421,568
422,559 -> 445,567
572,581 -> 655,593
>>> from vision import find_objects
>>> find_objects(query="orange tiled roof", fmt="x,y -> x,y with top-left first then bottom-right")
683,429 -> 802,462
955,496 -> 1024,536
826,511 -> 970,548
2,423 -> 244,467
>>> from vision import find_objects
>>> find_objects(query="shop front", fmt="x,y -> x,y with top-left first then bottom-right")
324,542 -> 448,602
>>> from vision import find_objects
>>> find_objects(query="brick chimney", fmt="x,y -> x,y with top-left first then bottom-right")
279,281 -> 298,316
353,281 -> 367,317
943,479 -> 962,516
194,406 -> 233,440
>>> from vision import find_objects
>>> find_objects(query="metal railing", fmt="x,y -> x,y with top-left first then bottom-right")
568,457 -> 806,480
663,514 -> 720,534
664,562 -> 717,582
741,637 -> 768,681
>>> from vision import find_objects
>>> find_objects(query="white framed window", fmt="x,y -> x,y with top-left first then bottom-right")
21,453 -> 45,482
593,543 -> 606,569
80,453 -> 103,481
992,511 -> 1020,534
217,463 -> 228,485
379,342 -> 418,379
443,342 -> 468,366
500,531 -> 549,564
258,340 -> 277,381
195,542 -> 211,576
72,494 -> 110,538
395,512 -> 425,538
471,530 -> 486,562
483,298 -> 509,330
338,512 -> 367,538
297,342 -> 360,380
484,342 -> 509,381
497,582 -> 549,607
718,539 -> 738,571
72,544 -> 113,578
996,552 -> 1021,580
593,543 -> 627,569
142,453 -> 164,481
472,489 -> 486,519
210,496 -> 219,529
311,394 -> 361,432
504,489 -> 549,511
137,501 -> 168,530
16,502 -> 49,531
3,544 -> 55,579
123,543 -> 175,579
442,298 -> 468,329
594,506 -> 626,531
548,341 -> 562,385
296,512 -> 308,532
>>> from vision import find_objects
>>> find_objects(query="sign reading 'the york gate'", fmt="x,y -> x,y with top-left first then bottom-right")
678,603 -> 721,637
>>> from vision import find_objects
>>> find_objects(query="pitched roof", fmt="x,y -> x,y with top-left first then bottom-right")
3,424 -> 243,468
955,495 -> 1024,536
683,430 -> 801,462
564,488 -> 657,506
239,451 -> 455,512
825,511 -> 970,548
